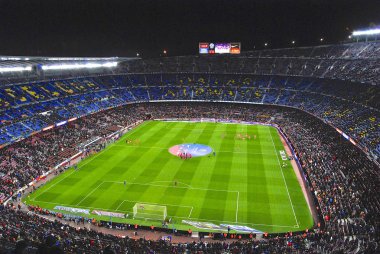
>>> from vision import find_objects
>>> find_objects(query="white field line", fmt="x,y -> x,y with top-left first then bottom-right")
115,200 -> 126,211
105,180 -> 239,193
32,146 -> 109,201
33,198 -> 193,212
30,121 -> 297,229
35,198 -> 193,219
147,180 -> 193,188
35,180 -> 233,220
269,129 -> 300,227
114,144 -> 276,156
31,122 -> 149,201
188,207 -> 193,218
112,181 -> 237,222
76,182 -> 104,206
116,199 -> 193,210
218,151 -> 276,155
236,191 -> 239,223
163,121 -> 263,127
165,128 -> 238,132
31,121 -> 148,201
113,145 -> 167,149
163,121 -> 265,127
32,199 -> 296,228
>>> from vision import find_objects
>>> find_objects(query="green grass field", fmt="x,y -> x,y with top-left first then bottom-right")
24,120 -> 313,233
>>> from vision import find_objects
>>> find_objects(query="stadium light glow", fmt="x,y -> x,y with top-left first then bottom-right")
352,28 -> 380,36
1,57 -> 21,60
46,57 -> 118,61
0,66 -> 32,73
56,121 -> 67,127
41,62 -> 118,70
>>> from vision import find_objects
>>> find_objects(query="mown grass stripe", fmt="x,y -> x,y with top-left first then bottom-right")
24,121 -> 313,233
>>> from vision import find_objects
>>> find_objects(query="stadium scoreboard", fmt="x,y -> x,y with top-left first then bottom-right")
199,42 -> 241,54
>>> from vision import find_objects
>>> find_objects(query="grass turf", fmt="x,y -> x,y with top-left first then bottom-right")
24,120 -> 313,233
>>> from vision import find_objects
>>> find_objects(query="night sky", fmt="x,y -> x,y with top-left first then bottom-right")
0,0 -> 379,58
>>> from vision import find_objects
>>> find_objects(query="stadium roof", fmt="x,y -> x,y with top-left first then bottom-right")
0,56 -> 136,65
0,56 -> 137,73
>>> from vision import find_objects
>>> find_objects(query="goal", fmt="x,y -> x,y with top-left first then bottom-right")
133,203 -> 167,221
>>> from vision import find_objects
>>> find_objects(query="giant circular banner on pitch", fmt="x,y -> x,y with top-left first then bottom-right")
169,144 -> 213,157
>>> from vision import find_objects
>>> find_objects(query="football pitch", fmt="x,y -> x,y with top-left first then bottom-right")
24,120 -> 313,233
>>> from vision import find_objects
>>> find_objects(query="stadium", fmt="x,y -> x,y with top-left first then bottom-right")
0,1 -> 380,253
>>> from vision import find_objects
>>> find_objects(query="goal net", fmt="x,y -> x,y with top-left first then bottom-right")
133,203 -> 167,221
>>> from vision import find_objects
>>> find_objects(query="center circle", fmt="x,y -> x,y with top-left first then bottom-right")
169,143 -> 213,157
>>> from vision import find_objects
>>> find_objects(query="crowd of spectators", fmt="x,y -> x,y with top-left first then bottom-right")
0,107 -> 139,202
0,42 -> 378,160
0,73 -> 379,160
0,102 -> 379,253
0,203 -> 331,254
0,41 -> 379,252
125,41 -> 380,85
1,41 -> 379,87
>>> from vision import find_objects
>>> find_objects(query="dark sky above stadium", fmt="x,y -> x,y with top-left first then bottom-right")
0,0 -> 379,58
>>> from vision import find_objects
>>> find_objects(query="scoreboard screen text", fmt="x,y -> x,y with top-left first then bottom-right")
199,42 -> 241,54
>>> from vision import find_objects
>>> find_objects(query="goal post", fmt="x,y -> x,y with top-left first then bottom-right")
133,203 -> 167,221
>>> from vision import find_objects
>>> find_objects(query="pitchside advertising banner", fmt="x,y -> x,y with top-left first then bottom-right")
182,220 -> 263,233
199,42 -> 241,54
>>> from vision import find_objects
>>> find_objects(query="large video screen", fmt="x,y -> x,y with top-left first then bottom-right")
199,42 -> 241,54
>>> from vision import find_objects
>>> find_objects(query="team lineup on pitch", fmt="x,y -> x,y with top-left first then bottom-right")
24,120 -> 313,233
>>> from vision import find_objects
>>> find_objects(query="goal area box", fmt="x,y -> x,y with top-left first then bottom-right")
133,203 -> 167,221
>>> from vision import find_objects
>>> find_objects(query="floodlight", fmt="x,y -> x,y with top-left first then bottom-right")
0,66 -> 32,73
41,62 -> 118,70
352,28 -> 380,36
